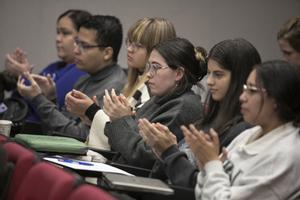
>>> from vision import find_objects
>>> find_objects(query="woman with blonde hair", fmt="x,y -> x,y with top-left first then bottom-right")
65,17 -> 176,149
277,16 -> 300,66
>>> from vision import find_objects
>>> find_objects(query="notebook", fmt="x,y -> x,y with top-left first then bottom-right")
102,172 -> 174,195
14,134 -> 87,155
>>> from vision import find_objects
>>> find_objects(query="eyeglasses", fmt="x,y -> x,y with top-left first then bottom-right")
145,62 -> 169,76
74,37 -> 104,53
125,39 -> 144,52
243,84 -> 266,94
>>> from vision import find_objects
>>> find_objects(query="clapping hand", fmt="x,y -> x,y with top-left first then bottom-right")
31,74 -> 56,100
138,118 -> 177,158
17,72 -> 42,100
103,89 -> 134,121
181,124 -> 220,168
5,48 -> 33,76
65,89 -> 95,119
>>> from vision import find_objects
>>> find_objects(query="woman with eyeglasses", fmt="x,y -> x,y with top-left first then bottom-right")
183,60 -> 300,200
4,10 -> 91,122
64,17 -> 176,150
138,38 -> 261,187
101,37 -> 206,169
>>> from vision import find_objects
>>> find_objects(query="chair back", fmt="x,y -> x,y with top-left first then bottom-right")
0,146 -> 13,199
3,142 -> 37,200
14,162 -> 79,200
0,134 -> 8,143
67,184 -> 116,200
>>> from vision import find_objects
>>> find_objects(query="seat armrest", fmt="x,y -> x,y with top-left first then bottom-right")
88,147 -> 117,160
106,162 -> 151,177
141,185 -> 195,200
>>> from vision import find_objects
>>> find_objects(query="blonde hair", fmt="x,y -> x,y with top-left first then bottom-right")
194,46 -> 207,62
277,16 -> 300,52
123,17 -> 176,97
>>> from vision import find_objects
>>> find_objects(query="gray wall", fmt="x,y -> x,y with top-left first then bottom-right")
1,0 -> 299,72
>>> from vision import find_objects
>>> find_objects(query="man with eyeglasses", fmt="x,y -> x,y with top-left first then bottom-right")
17,15 -> 127,141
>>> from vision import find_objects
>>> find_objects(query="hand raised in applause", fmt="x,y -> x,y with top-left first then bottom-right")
17,72 -> 42,100
103,89 -> 134,122
65,89 -> 95,119
181,125 -> 220,168
30,74 -> 56,100
138,118 -> 177,158
5,48 -> 33,76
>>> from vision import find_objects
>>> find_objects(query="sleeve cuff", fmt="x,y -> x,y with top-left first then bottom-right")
161,144 -> 180,160
85,103 -> 101,121
204,160 -> 223,174
31,93 -> 46,104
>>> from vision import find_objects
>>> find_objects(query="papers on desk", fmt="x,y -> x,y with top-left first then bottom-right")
43,157 -> 133,176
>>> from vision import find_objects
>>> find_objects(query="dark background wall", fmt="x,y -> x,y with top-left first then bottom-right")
1,0 -> 299,71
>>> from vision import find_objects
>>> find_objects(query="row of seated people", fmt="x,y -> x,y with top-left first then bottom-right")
11,58 -> 300,200
0,11 -> 299,200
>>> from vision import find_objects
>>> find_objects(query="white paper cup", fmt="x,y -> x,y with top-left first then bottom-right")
0,120 -> 13,137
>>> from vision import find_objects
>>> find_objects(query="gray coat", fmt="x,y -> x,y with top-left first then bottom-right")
104,88 -> 203,169
31,63 -> 127,141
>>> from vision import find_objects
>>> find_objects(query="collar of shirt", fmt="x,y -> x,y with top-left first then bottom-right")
237,122 -> 297,155
89,63 -> 119,82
